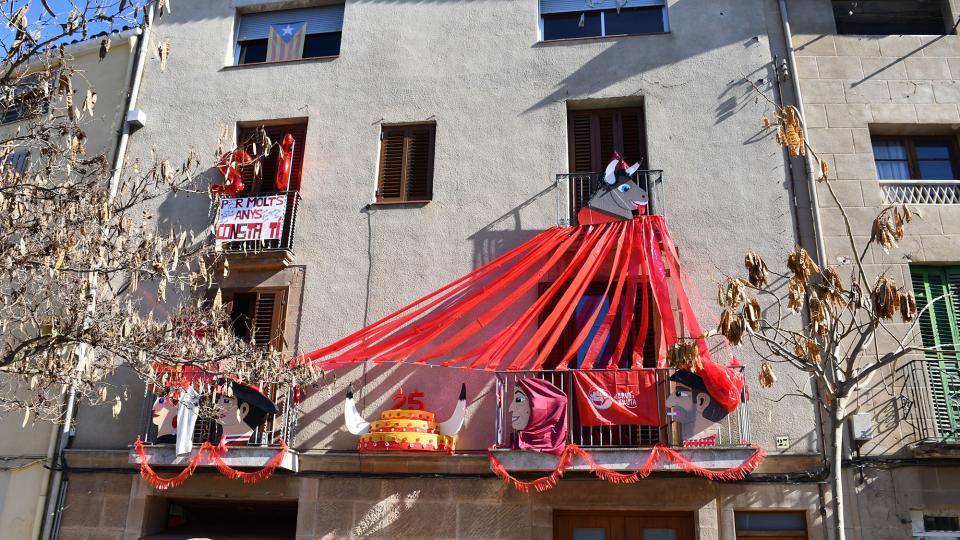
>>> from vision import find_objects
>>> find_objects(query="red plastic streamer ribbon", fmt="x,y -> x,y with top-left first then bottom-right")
134,437 -> 288,490
488,443 -> 765,492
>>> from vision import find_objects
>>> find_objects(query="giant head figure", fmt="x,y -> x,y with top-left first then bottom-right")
510,378 -> 568,456
215,382 -> 278,445
665,370 -> 730,443
577,151 -> 648,225
151,393 -> 178,444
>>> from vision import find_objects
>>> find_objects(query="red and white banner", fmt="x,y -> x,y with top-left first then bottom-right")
216,194 -> 287,245
572,370 -> 659,426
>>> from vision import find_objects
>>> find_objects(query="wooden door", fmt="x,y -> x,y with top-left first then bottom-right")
555,511 -> 694,540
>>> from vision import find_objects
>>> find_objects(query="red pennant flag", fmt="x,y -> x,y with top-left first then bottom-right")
572,370 -> 659,426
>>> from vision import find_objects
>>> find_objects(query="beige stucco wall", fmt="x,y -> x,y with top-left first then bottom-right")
77,0 -> 824,457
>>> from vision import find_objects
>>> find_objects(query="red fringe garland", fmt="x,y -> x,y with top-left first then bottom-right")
134,437 -> 288,490
487,443 -> 766,492
211,439 -> 288,484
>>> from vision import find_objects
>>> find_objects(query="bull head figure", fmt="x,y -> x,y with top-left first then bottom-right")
577,151 -> 648,225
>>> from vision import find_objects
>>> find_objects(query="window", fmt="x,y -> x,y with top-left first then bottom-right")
237,123 -> 307,194
1,73 -> 50,124
832,0 -> 951,35
155,499 -> 297,539
911,266 -> 960,443
224,289 -> 287,351
541,283 -> 658,370
376,124 -> 436,203
568,107 -> 647,219
873,136 -> 959,181
540,0 -> 668,41
735,511 -> 807,539
235,5 -> 343,65
554,511 -> 694,540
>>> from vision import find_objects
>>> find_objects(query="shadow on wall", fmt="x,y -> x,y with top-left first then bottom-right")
154,166 -> 219,241
523,0 -> 768,114
296,362 -> 496,451
468,183 -> 557,268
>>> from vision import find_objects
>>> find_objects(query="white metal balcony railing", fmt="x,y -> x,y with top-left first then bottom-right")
495,369 -> 752,449
880,180 -> 960,205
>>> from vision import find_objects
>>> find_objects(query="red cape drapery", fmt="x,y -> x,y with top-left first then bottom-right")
298,216 -> 724,372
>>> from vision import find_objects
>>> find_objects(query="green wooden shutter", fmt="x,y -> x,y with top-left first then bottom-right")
911,266 -> 960,442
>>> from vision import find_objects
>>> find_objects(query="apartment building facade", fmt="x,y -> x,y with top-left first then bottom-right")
39,0 -> 960,539
788,0 -> 960,539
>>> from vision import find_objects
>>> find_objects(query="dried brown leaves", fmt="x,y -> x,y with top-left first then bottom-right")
871,205 -> 912,254
870,274 -> 916,322
744,252 -> 769,288
759,361 -> 776,388
774,106 -> 806,158
667,339 -> 702,372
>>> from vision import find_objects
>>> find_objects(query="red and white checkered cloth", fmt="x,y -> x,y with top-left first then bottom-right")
682,435 -> 717,448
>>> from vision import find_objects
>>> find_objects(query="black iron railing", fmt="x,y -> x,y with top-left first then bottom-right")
900,359 -> 960,444
495,368 -> 750,449
559,170 -> 664,226
139,382 -> 299,448
216,190 -> 301,254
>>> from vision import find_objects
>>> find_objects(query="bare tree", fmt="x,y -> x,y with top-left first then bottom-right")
0,1 -> 316,423
712,83 -> 959,540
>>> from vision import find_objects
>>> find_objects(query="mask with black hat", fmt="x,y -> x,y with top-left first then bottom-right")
214,381 -> 278,446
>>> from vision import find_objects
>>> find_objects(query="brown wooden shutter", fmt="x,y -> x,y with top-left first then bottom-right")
377,124 -> 436,203
633,286 -> 658,368
570,113 -> 594,173
568,108 -> 647,173
378,129 -> 406,200
405,126 -> 435,200
222,289 -> 287,351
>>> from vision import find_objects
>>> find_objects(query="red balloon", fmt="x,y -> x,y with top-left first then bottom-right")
276,133 -> 295,191
213,149 -> 252,195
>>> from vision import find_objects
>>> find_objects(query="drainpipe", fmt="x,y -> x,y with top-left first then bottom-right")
110,6 -> 153,198
776,3 -> 832,539
40,6 -> 154,539
777,0 -> 828,267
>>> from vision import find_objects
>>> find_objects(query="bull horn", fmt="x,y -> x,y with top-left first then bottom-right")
344,383 -> 370,435
438,383 -> 467,437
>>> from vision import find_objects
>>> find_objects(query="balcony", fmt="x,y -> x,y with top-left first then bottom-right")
129,382 -> 300,472
492,368 -> 757,473
558,170 -> 664,226
900,359 -> 960,454
880,179 -> 960,205
214,190 -> 302,269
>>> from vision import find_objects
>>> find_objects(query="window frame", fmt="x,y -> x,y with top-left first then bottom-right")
375,123 -> 437,204
538,1 -> 669,42
538,281 -> 660,370
872,135 -> 960,181
832,0 -> 953,36
220,287 -> 289,352
236,122 -> 308,195
232,5 -> 344,66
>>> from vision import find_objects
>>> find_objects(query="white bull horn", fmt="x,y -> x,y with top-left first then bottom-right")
344,383 -> 370,435
438,383 -> 467,437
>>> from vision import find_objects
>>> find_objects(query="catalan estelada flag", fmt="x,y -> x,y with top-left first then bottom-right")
267,21 -> 306,62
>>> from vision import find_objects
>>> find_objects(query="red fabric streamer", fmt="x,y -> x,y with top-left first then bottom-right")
134,437 -> 288,490
488,443 -> 765,492
210,439 -> 288,484
297,217 -> 740,377
134,437 -> 213,490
